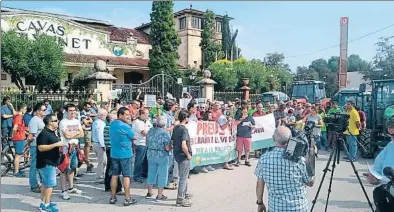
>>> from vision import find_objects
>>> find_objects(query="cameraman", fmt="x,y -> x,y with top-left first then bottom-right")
254,126 -> 314,212
367,118 -> 394,211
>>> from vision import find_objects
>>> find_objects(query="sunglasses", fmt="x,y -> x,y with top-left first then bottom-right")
41,108 -> 47,111
51,119 -> 58,123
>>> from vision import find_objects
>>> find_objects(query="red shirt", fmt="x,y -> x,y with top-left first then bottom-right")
252,111 -> 266,117
12,114 -> 26,141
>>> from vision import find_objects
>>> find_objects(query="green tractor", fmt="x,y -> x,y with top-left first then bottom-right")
358,79 -> 394,158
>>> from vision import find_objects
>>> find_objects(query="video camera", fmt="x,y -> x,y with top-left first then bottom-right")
324,113 -> 350,133
304,121 -> 316,134
383,166 -> 394,197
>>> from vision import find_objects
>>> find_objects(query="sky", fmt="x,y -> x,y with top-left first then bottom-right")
2,1 -> 394,71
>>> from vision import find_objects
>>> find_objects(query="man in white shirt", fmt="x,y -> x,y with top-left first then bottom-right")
59,104 -> 84,200
132,109 -> 152,183
91,109 -> 108,181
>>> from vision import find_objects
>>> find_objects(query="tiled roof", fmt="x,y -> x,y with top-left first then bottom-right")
64,53 -> 149,67
63,54 -> 186,69
107,27 -> 150,44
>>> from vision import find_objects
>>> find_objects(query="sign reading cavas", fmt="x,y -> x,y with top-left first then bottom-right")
1,14 -> 109,55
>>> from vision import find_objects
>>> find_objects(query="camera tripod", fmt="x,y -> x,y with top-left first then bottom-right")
310,132 -> 375,212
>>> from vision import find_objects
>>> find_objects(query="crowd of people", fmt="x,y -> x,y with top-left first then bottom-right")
0,93 -> 377,212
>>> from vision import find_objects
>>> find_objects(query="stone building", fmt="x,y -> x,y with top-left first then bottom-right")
0,6 -> 228,88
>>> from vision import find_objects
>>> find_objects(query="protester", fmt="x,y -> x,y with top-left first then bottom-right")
43,99 -> 53,115
355,106 -> 367,131
59,104 -> 84,200
252,103 -> 266,117
132,108 -> 153,183
28,102 -> 46,193
91,109 -> 108,181
146,116 -> 172,200
12,104 -> 27,177
80,102 -> 94,173
109,107 -> 137,206
235,108 -> 255,167
173,110 -> 193,207
255,126 -> 314,212
305,107 -> 323,151
343,101 -> 361,162
104,113 -> 123,193
273,104 -> 286,127
1,96 -> 15,140
37,114 -> 64,212
23,106 -> 33,127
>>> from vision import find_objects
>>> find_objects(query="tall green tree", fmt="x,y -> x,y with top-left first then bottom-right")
363,37 -> 394,80
1,30 -> 66,90
201,9 -> 220,68
221,14 -> 231,58
148,1 -> 181,77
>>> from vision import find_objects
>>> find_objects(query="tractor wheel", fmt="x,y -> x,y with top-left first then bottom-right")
358,129 -> 376,159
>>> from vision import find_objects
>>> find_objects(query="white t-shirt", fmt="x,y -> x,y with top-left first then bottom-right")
132,119 -> 152,146
59,118 -> 82,145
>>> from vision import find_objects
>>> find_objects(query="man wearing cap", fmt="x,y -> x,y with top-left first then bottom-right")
235,100 -> 249,121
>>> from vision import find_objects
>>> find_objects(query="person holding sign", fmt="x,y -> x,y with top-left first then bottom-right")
235,108 -> 255,167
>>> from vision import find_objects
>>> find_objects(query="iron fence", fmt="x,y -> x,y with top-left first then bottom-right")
214,91 -> 243,102
0,89 -> 91,110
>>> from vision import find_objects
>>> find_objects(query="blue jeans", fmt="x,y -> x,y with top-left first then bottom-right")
321,132 -> 328,149
29,146 -> 40,189
38,165 -> 57,188
147,155 -> 169,188
167,152 -> 179,185
346,135 -> 358,160
133,145 -> 147,180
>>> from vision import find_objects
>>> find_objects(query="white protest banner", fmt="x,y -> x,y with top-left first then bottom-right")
187,113 -> 276,168
179,98 -> 191,109
144,95 -> 156,108
109,89 -> 122,100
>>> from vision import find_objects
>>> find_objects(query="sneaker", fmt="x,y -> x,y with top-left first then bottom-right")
133,178 -> 144,183
185,193 -> 193,199
156,195 -> 168,201
146,192 -> 154,199
123,198 -> 137,206
39,202 -> 57,210
176,198 -> 192,207
39,203 -> 59,212
86,164 -> 94,173
68,187 -> 82,194
31,187 -> 41,193
61,191 -> 70,200
109,197 -> 117,204
245,161 -> 251,167
201,167 -> 209,173
13,172 -> 25,178
206,165 -> 215,171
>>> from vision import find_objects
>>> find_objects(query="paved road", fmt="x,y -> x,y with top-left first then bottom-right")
1,151 -> 377,212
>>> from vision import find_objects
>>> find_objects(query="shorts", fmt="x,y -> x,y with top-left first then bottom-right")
62,147 -> 78,173
111,157 -> 132,177
84,131 -> 92,147
38,165 -> 57,187
236,137 -> 252,152
13,140 -> 26,155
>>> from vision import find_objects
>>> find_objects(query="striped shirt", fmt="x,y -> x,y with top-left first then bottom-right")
104,121 -> 111,148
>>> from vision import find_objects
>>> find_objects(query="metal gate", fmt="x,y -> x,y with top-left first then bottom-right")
113,72 -> 183,101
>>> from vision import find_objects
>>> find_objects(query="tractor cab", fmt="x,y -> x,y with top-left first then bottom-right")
261,91 -> 289,105
331,88 -> 371,114
291,80 -> 329,105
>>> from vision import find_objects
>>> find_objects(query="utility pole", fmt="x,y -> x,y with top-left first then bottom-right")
338,17 -> 349,90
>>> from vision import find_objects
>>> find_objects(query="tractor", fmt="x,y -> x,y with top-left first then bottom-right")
291,80 -> 331,106
260,91 -> 289,105
358,79 -> 394,158
331,88 -> 372,127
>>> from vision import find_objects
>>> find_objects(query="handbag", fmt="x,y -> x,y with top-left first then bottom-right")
57,151 -> 70,173
76,146 -> 84,168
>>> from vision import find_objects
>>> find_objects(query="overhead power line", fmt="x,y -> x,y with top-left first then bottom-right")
285,23 -> 394,59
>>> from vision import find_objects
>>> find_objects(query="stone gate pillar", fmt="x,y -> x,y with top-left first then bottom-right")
240,78 -> 250,100
87,60 -> 117,102
197,70 -> 216,102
